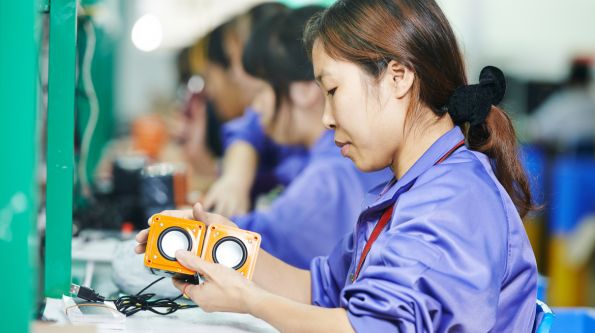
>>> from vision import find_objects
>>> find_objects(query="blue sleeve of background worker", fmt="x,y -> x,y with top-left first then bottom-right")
232,157 -> 365,269
221,107 -> 308,186
222,107 -> 268,153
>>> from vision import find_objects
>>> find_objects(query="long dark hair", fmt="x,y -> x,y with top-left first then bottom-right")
243,5 -> 325,110
206,2 -> 288,69
304,0 -> 533,217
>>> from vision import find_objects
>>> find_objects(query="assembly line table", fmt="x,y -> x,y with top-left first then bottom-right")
43,297 -> 278,333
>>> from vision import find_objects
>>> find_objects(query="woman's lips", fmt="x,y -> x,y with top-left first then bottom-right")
335,140 -> 351,157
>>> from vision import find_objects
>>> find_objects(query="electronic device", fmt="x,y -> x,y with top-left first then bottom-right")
143,214 -> 261,281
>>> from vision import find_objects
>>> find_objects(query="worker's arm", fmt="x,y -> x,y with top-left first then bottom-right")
172,250 -> 354,333
135,204 -> 353,332
203,141 -> 258,216
251,249 -> 311,304
134,204 -> 311,303
249,291 -> 354,333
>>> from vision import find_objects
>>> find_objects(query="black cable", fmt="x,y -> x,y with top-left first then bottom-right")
71,277 -> 198,317
112,277 -> 198,317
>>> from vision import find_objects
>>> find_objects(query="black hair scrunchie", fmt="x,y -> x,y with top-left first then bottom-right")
447,66 -> 506,126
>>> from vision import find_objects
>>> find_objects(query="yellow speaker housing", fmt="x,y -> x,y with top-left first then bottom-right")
202,224 -> 261,280
144,214 -> 206,275
143,214 -> 261,280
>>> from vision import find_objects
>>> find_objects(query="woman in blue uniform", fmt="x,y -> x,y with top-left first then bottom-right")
206,6 -> 388,269
136,0 -> 538,331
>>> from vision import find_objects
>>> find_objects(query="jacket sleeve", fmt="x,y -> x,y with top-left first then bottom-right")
309,232 -> 355,308
233,161 -> 362,268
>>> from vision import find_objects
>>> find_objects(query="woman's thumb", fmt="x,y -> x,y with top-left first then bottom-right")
175,250 -> 212,277
192,202 -> 210,224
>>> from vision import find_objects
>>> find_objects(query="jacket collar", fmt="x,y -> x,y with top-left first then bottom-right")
362,126 -> 466,213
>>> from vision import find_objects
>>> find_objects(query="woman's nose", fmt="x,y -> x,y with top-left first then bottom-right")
321,106 -> 336,130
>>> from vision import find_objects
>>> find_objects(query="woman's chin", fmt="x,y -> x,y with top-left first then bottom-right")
347,156 -> 376,172
350,156 -> 381,173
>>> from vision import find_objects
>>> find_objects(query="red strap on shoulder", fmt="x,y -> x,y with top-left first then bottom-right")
351,139 -> 465,282
436,140 -> 465,164
352,205 -> 394,281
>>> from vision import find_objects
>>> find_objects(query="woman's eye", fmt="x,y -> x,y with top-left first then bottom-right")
326,87 -> 337,96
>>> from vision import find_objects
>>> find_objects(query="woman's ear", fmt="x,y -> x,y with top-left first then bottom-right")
289,81 -> 323,108
384,60 -> 414,99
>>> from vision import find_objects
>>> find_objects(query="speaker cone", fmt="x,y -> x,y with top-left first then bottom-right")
212,237 -> 247,270
157,227 -> 192,261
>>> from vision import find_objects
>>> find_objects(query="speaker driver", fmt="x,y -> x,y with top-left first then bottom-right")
157,227 -> 192,261
212,237 -> 247,270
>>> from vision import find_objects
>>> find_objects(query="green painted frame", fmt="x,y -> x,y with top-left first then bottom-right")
0,1 -> 40,332
45,0 -> 77,298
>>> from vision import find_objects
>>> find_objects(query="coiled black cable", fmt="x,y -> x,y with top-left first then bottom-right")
109,277 -> 198,317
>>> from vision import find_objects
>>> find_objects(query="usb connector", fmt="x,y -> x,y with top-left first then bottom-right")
70,284 -> 105,303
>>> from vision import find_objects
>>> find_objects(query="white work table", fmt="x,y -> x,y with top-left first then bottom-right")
63,231 -> 278,333
44,297 -> 278,333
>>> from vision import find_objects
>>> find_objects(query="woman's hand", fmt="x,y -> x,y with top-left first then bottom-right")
134,203 -> 238,254
203,176 -> 251,217
172,250 -> 266,313
174,250 -> 353,333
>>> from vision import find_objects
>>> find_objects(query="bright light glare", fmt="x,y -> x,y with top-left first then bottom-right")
131,14 -> 162,52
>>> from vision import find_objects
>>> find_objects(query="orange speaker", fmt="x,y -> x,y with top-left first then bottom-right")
202,224 -> 261,280
144,214 -> 206,276
143,214 -> 261,281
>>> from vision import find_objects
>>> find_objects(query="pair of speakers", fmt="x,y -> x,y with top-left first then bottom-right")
144,214 -> 260,281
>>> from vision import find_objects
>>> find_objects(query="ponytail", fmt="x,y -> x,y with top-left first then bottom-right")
449,66 -> 534,218
467,107 -> 533,218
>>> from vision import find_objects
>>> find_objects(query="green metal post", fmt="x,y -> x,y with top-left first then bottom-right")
0,0 -> 39,331
45,0 -> 78,298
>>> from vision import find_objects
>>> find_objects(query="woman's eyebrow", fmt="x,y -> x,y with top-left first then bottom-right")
315,70 -> 328,85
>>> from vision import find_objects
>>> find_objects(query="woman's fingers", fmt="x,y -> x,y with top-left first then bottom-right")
160,209 -> 194,220
172,278 -> 197,297
207,211 -> 238,228
192,202 -> 209,223
134,229 -> 149,254
135,229 -> 148,243
193,202 -> 237,227
175,250 -> 214,278
134,207 -> 215,257
134,243 -> 146,254
171,253 -> 259,314
202,192 -> 216,211
144,210 -> 194,228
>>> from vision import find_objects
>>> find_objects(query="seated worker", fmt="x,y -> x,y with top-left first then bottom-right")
205,96 -> 309,217
136,0 -> 538,331
203,6 -> 308,217
198,2 -> 311,208
202,2 -> 288,124
211,5 -> 389,269
93,3 -> 289,197
528,59 -> 595,154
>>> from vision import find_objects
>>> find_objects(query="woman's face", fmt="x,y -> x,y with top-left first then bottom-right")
204,31 -> 264,122
311,40 -> 410,172
204,62 -> 243,122
252,84 -> 299,146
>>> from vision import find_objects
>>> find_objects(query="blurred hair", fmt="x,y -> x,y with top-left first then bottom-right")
243,5 -> 325,109
205,2 -> 288,69
176,47 -> 192,85
568,60 -> 591,86
205,25 -> 230,69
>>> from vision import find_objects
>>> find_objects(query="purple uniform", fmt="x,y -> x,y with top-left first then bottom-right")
310,127 -> 537,332
222,108 -> 308,187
